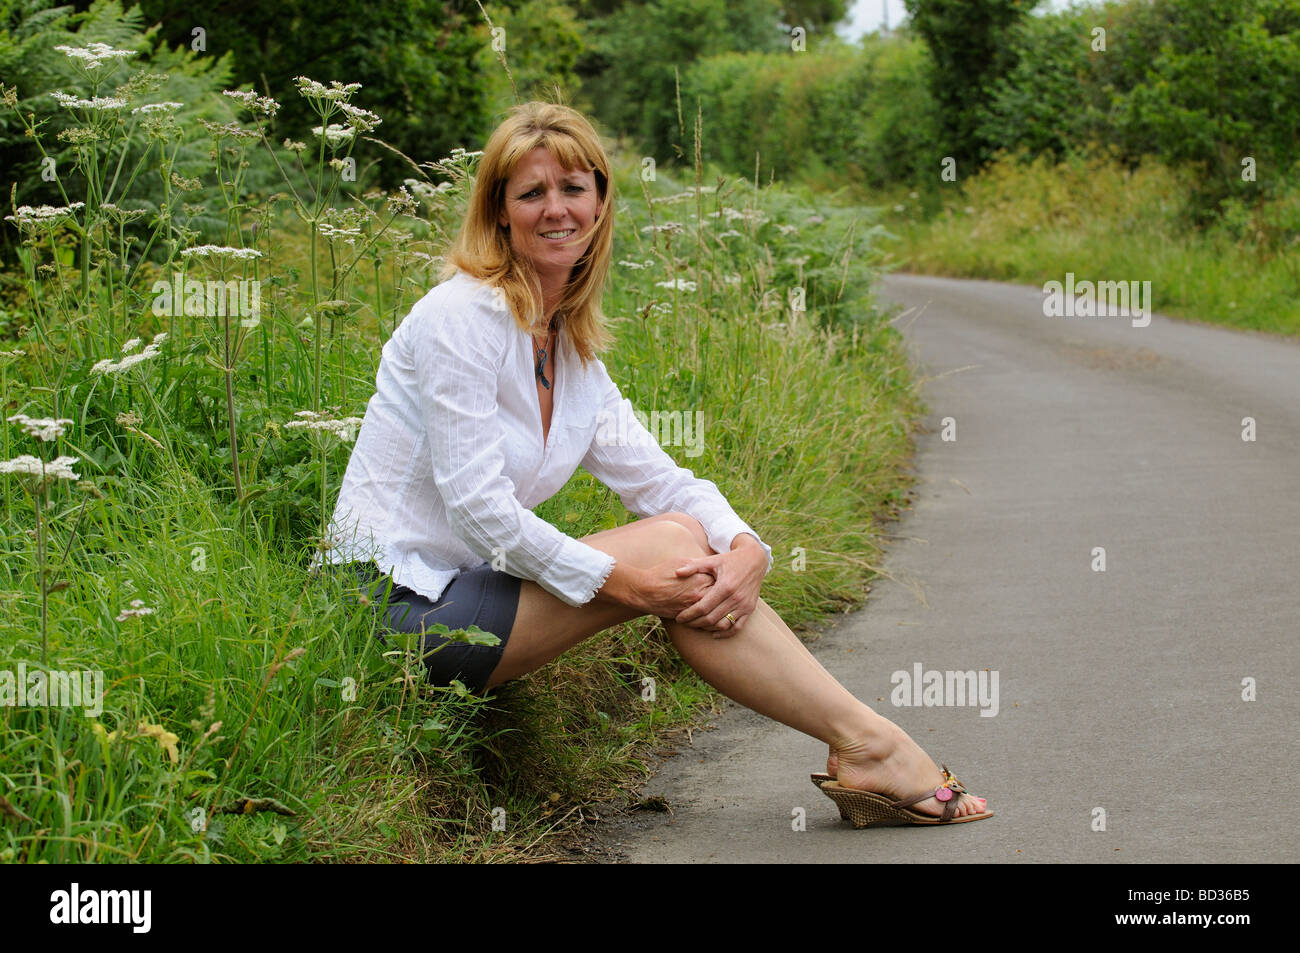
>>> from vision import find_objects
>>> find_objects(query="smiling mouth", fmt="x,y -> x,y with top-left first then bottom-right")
540,229 -> 576,240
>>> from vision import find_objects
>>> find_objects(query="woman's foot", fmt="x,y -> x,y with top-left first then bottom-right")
827,718 -> 988,820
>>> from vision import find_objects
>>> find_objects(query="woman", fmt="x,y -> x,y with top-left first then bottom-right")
320,102 -> 991,827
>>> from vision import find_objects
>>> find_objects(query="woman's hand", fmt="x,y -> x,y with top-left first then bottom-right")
631,562 -> 717,620
671,537 -> 768,638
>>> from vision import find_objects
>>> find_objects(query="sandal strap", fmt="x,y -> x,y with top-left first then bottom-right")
889,764 -> 969,821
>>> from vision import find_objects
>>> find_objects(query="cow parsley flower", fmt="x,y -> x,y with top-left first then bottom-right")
50,90 -> 128,110
312,123 -> 355,148
337,101 -> 381,132
284,410 -> 365,442
116,599 -> 156,621
5,203 -> 85,231
222,89 -> 281,118
91,333 -> 168,375
294,77 -> 363,103
317,223 -> 362,245
53,42 -> 137,69
131,101 -> 184,114
7,414 -> 74,442
0,454 -> 80,483
179,245 -> 262,260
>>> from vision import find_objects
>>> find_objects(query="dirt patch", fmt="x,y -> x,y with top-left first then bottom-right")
1060,341 -> 1165,371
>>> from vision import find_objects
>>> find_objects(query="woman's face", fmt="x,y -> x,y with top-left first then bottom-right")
497,145 -> 600,286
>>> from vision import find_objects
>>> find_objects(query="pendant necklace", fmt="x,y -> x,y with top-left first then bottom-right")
533,323 -> 556,390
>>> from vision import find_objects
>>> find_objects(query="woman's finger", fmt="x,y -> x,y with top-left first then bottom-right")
675,584 -> 730,624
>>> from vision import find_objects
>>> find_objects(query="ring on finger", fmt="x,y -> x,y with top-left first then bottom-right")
724,612 -> 737,625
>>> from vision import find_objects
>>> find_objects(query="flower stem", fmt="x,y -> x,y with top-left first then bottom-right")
35,486 -> 47,665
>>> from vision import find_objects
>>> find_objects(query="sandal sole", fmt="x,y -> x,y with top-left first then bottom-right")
819,780 -> 994,828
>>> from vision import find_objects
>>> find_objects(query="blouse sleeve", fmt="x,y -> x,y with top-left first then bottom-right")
413,299 -> 617,607
579,358 -> 774,574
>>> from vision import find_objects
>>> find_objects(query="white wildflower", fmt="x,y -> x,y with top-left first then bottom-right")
179,245 -> 262,260
0,454 -> 80,481
616,258 -> 656,270
641,222 -> 683,234
7,414 -> 74,442
294,77 -> 363,102
5,203 -> 85,229
777,224 -> 799,236
92,333 -> 167,375
131,102 -> 184,114
50,90 -> 127,110
386,185 -> 419,216
222,89 -> 281,117
317,223 -> 362,245
312,123 -> 355,148
115,599 -> 155,621
337,101 -> 381,132
284,410 -> 365,442
433,147 -> 484,171
402,178 -> 442,202
655,279 -> 697,292
53,43 -> 137,69
709,207 -> 768,226
715,229 -> 743,240
893,204 -> 905,213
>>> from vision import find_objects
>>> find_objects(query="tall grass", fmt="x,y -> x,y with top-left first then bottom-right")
0,41 -> 918,862
875,149 -> 1300,338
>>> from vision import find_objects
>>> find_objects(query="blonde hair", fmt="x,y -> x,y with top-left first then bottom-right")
439,101 -> 616,367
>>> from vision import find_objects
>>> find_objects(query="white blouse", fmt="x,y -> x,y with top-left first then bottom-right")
312,269 -> 773,607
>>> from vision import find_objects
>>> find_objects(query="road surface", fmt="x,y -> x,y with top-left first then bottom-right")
588,272 -> 1299,863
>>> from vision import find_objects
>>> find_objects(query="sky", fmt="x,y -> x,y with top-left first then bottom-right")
834,0 -> 1078,42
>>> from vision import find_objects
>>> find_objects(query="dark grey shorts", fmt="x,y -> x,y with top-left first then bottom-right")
338,561 -> 521,694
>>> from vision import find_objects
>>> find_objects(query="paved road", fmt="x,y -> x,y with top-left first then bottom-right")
589,273 -> 1299,863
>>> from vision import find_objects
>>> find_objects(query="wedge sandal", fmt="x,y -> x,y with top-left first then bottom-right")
818,764 -> 993,827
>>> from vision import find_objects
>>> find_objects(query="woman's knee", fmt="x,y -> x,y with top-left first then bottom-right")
638,517 -> 710,564
630,511 -> 710,554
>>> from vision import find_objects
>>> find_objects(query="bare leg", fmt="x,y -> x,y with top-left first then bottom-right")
489,512 -> 987,818
658,600 -> 986,818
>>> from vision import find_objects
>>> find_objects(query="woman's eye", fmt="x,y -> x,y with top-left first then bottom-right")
521,185 -> 584,198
